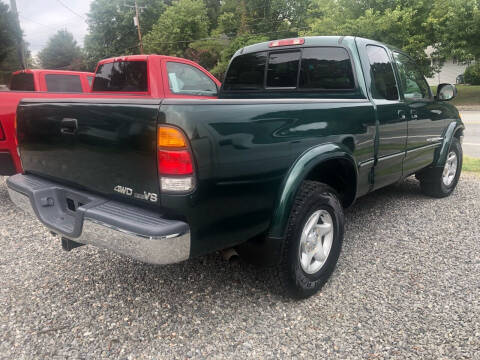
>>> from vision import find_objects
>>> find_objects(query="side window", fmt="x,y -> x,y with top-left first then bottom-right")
394,53 -> 432,100
9,73 -> 35,91
266,51 -> 300,88
366,45 -> 398,100
166,62 -> 217,96
45,74 -> 83,92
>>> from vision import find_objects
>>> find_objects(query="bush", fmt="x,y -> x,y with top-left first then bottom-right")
464,63 -> 480,85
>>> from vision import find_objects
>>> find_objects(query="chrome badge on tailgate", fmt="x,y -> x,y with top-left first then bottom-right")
114,185 -> 158,203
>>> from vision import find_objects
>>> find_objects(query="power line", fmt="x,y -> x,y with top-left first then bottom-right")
19,15 -> 58,30
54,0 -> 86,20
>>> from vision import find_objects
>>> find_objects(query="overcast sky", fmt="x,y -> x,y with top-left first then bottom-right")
2,0 -> 94,55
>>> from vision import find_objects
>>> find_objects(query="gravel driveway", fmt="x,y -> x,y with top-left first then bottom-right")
0,174 -> 479,359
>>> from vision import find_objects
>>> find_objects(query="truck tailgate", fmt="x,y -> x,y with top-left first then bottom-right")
17,99 -> 161,205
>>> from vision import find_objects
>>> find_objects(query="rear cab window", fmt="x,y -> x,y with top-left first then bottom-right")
9,73 -> 35,91
223,47 -> 356,93
92,61 -> 148,92
45,74 -> 83,93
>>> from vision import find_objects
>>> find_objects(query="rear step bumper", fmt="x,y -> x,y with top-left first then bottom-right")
6,174 -> 190,265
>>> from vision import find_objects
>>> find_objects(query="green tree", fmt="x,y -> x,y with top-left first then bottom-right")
0,3 -> 28,83
38,30 -> 83,70
464,62 -> 480,84
216,0 -> 310,37
84,0 -> 166,70
305,0 -> 435,75
210,34 -> 268,80
0,3 -> 15,64
143,0 -> 210,57
426,0 -> 480,63
186,37 -> 226,70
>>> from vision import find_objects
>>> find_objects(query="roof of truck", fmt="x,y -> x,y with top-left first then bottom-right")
234,36 -> 404,58
12,69 -> 94,76
235,36 -> 357,57
96,54 -> 199,66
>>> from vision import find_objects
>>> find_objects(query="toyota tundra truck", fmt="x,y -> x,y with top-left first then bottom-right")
7,37 -> 464,298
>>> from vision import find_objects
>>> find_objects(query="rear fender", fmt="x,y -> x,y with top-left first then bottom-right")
268,143 -> 357,240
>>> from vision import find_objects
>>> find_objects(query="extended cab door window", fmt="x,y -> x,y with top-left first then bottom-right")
366,45 -> 398,100
45,74 -> 83,93
166,62 -> 217,96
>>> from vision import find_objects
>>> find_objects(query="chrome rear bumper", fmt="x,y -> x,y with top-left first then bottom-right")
7,174 -> 190,265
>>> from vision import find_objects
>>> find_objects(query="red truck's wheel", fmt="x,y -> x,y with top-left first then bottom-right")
274,181 -> 344,299
418,137 -> 462,198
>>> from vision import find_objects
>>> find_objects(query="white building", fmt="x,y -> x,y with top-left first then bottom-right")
425,46 -> 471,85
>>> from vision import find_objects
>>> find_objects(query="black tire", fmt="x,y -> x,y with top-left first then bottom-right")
418,137 -> 462,198
272,181 -> 344,299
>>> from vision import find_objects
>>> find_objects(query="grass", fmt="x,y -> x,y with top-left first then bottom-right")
431,85 -> 480,106
463,156 -> 480,175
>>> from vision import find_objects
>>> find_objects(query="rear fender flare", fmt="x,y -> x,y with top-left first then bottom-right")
268,143 -> 357,239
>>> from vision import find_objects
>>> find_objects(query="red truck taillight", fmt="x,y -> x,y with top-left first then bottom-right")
157,126 -> 194,192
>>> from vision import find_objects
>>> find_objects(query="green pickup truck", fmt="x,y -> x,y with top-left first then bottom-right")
7,36 -> 464,298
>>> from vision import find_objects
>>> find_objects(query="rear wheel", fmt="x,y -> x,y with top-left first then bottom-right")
271,181 -> 344,299
418,137 -> 462,198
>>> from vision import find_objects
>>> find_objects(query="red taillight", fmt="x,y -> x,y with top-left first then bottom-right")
0,123 -> 4,141
158,150 -> 193,175
157,126 -> 195,192
269,38 -> 305,48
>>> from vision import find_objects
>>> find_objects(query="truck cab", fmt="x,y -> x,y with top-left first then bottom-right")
90,55 -> 220,99
9,69 -> 94,93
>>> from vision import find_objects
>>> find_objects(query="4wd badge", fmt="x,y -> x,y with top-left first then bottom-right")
114,185 -> 158,203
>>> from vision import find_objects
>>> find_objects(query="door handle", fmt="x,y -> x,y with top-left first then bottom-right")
60,118 -> 78,134
410,110 -> 418,120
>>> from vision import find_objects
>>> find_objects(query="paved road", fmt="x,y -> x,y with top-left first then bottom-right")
1,174 -> 479,359
460,111 -> 480,157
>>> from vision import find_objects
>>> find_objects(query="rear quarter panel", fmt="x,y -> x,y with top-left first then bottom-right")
159,99 -> 375,257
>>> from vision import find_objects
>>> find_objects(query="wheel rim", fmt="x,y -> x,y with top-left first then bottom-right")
442,151 -> 458,187
298,210 -> 334,274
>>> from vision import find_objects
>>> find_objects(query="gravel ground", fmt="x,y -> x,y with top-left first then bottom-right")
0,174 -> 479,359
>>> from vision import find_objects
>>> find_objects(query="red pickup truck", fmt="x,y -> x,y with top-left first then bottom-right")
0,55 -> 220,175
9,69 -> 94,92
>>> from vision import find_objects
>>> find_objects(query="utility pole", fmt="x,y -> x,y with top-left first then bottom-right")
9,0 -> 26,69
134,0 -> 144,54
123,1 -> 146,54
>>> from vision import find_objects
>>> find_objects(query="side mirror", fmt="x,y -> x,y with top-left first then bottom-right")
436,83 -> 457,101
